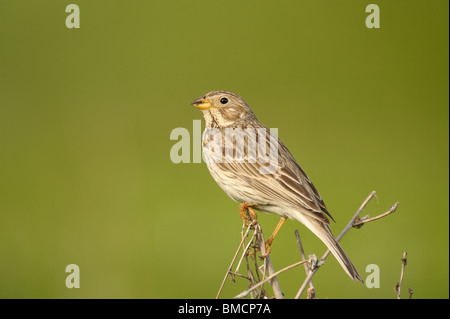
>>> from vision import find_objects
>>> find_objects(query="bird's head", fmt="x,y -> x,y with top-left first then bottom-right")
191,90 -> 257,128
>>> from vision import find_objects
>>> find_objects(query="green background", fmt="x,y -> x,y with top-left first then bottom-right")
0,0 -> 448,299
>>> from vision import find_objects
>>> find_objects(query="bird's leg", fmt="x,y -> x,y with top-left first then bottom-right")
262,216 -> 288,256
239,202 -> 257,227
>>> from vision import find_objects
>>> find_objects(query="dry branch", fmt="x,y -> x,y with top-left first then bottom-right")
253,223 -> 284,299
216,215 -> 283,299
295,229 -> 316,299
408,288 -> 413,299
394,252 -> 408,299
216,224 -> 252,298
234,259 -> 308,299
218,190 -> 399,299
295,191 -> 398,299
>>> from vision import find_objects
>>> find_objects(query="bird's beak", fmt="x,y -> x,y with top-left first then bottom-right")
191,97 -> 213,110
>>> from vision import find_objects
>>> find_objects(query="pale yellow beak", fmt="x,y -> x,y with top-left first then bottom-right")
191,97 -> 213,110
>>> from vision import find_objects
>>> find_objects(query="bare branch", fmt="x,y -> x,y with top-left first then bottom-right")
353,202 -> 399,228
234,230 -> 258,276
217,220 -> 284,299
307,287 -> 316,299
216,224 -> 252,299
234,259 -> 308,299
295,191 -> 398,299
394,252 -> 408,299
295,229 -> 316,298
228,271 -> 251,281
221,190 -> 399,299
253,224 -> 284,299
408,288 -> 413,299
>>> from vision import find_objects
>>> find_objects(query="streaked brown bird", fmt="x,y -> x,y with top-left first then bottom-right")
191,90 -> 363,282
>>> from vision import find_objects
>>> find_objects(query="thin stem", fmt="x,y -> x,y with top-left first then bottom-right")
254,224 -> 284,299
353,202 -> 399,227
234,259 -> 308,299
234,231 -> 257,275
394,252 -> 408,299
216,224 -> 252,299
295,229 -> 315,297
294,191 -> 379,299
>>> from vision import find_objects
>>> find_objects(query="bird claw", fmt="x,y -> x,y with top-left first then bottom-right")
262,240 -> 273,256
239,203 -> 273,259
239,202 -> 257,227
259,243 -> 272,259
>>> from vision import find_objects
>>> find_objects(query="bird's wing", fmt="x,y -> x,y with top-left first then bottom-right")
277,140 -> 334,223
216,126 -> 333,224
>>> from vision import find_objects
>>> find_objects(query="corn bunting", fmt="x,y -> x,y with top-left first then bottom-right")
191,90 -> 362,282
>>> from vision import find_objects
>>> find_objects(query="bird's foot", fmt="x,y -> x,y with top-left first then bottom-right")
239,202 -> 257,227
259,241 -> 272,259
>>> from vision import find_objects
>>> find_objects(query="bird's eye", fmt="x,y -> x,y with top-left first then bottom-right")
220,97 -> 228,104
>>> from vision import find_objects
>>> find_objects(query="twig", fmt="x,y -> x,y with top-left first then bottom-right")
353,202 -> 399,227
228,271 -> 251,281
394,252 -> 408,299
217,219 -> 284,299
337,190 -> 378,239
216,224 -> 252,299
307,287 -> 316,299
244,256 -> 259,298
234,259 -> 308,299
223,190 -> 399,299
234,230 -> 258,276
295,191 -> 398,299
295,229 -> 316,298
253,224 -> 284,299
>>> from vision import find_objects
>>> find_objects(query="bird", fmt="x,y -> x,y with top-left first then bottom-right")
191,90 -> 363,282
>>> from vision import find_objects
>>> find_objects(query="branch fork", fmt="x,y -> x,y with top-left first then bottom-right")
217,190 -> 399,299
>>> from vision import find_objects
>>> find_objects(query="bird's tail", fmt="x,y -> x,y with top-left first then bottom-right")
294,213 -> 363,283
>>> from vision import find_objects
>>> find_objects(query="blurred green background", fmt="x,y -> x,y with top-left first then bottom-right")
0,0 -> 448,299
